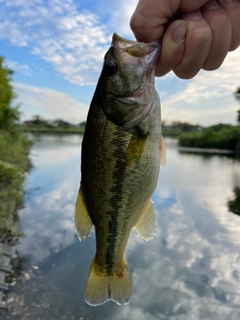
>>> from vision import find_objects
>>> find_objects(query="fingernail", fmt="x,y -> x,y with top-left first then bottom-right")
205,0 -> 219,9
172,21 -> 187,45
183,9 -> 202,20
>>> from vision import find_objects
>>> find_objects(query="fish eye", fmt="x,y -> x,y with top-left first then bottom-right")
105,60 -> 118,75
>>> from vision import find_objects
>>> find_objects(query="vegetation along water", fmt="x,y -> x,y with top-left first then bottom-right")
0,57 -> 31,239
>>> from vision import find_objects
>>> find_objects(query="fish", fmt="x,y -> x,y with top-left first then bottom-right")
75,33 -> 165,306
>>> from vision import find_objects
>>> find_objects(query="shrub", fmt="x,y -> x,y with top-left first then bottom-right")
179,127 -> 240,156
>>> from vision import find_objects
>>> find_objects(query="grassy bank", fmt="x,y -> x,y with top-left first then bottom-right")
162,129 -> 180,137
0,130 -> 32,237
179,127 -> 240,157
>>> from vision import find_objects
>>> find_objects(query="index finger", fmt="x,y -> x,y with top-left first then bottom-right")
130,0 -> 210,42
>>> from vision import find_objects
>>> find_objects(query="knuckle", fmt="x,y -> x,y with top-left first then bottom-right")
173,67 -> 198,80
229,39 -> 240,51
130,11 -> 141,30
203,61 -> 221,71
189,25 -> 212,42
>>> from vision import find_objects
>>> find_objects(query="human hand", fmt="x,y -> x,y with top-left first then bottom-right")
130,0 -> 240,78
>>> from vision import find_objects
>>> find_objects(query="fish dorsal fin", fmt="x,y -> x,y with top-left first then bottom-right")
160,135 -> 166,166
134,199 -> 157,241
75,185 -> 93,241
126,130 -> 148,164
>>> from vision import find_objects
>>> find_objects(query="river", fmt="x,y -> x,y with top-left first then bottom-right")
3,133 -> 240,320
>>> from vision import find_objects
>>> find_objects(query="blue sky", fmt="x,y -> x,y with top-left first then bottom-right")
0,0 -> 239,126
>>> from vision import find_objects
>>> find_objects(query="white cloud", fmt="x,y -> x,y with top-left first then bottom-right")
0,0 -> 142,86
161,48 -> 240,126
109,0 -> 139,39
6,60 -> 31,76
0,20 -> 29,46
0,0 -> 111,85
14,82 -> 89,123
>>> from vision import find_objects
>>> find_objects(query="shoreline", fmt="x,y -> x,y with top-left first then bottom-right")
178,146 -> 235,155
21,128 -> 85,134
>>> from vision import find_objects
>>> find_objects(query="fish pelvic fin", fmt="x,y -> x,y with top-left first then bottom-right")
84,257 -> 132,306
134,199 -> 157,241
75,185 -> 92,242
160,135 -> 166,166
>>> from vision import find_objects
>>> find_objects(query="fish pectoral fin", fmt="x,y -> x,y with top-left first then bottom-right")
75,185 -> 93,242
134,199 -> 157,241
84,257 -> 132,306
126,130 -> 148,164
160,134 -> 166,166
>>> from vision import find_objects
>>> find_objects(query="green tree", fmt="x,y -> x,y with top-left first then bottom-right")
0,56 -> 20,130
52,118 -> 71,127
31,115 -> 46,125
234,87 -> 240,125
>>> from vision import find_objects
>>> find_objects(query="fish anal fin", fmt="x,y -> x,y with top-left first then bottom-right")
126,131 -> 148,164
84,257 -> 132,306
160,135 -> 166,166
75,185 -> 92,242
135,199 -> 157,241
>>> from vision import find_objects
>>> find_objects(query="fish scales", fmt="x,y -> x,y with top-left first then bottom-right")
82,108 -> 159,267
75,33 -> 165,306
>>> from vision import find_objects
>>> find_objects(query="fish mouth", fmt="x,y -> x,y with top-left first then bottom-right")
111,33 -> 161,69
112,33 -> 139,50
112,33 -> 160,53
111,33 -> 161,85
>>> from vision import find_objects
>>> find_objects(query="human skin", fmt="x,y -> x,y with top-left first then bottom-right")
130,0 -> 240,78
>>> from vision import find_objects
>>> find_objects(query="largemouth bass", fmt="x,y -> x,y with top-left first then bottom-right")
75,33 -> 165,306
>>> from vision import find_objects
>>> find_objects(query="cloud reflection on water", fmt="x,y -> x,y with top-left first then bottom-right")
18,134 -> 82,262
16,135 -> 240,319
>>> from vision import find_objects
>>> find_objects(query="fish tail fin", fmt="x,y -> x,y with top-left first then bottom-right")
84,257 -> 132,306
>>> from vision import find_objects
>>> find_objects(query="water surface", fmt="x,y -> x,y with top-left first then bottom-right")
4,134 -> 240,320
